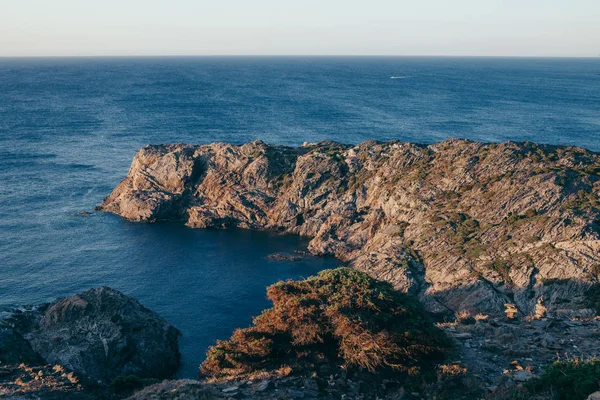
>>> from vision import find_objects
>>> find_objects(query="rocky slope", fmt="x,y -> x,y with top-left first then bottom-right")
99,139 -> 600,317
1,287 -> 180,398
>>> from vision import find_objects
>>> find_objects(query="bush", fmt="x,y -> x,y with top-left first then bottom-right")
525,358 -> 600,400
200,268 -> 449,380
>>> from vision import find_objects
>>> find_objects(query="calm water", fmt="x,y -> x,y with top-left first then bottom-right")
1,57 -> 599,377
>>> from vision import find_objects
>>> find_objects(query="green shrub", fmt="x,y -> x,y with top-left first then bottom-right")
200,268 -> 449,380
488,259 -> 512,284
526,358 -> 600,400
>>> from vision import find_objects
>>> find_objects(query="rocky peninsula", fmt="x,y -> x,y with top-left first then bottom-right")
99,139 -> 600,318
9,139 -> 597,399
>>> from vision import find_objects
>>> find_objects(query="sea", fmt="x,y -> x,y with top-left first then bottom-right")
0,56 -> 599,378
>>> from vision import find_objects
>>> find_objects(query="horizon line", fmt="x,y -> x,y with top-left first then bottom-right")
1,54 -> 599,60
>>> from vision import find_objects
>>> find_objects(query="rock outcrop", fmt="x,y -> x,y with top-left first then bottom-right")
5,287 -> 181,384
99,139 -> 600,316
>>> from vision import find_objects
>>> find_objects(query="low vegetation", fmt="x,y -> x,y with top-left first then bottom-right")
528,358 -> 600,399
200,268 -> 450,380
493,358 -> 600,400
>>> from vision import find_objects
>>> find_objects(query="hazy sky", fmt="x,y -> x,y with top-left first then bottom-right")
1,0 -> 598,57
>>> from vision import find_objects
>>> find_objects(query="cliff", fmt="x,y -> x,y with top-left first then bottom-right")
99,139 -> 600,317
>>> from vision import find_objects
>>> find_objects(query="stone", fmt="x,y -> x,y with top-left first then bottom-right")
7,286 -> 180,383
453,333 -> 473,339
268,252 -> 303,261
256,380 -> 271,391
587,391 -> 600,400
512,370 -> 533,382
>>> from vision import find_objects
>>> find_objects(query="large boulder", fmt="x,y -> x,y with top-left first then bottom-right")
7,287 -> 180,384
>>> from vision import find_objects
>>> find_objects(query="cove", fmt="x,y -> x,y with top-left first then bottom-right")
0,213 -> 340,378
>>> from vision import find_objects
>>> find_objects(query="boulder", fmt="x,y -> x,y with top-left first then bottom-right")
7,287 -> 180,383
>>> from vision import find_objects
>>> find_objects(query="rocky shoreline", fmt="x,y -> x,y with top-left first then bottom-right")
4,138 -> 600,399
94,138 -> 600,398
99,139 -> 600,318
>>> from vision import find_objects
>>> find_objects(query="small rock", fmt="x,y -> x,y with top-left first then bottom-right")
453,333 -> 472,340
513,370 -> 533,382
268,252 -> 303,262
256,380 -> 271,392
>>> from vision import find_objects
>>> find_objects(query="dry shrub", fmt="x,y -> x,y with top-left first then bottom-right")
455,310 -> 476,325
474,313 -> 489,322
439,363 -> 468,376
200,268 -> 449,380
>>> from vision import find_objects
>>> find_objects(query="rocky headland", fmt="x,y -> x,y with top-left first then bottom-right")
92,138 -> 600,398
8,138 -> 596,399
99,139 -> 600,318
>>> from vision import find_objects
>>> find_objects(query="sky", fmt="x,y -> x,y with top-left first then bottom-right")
0,0 -> 599,57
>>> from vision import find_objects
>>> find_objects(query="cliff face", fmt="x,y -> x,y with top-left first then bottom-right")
99,139 -> 600,316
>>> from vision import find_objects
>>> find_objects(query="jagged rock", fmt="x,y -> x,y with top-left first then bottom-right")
6,287 -> 181,384
267,252 -> 303,261
99,139 -> 600,316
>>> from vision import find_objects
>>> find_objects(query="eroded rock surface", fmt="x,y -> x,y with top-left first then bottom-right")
99,139 -> 600,316
6,287 -> 181,384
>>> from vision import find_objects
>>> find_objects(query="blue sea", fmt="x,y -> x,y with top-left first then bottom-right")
1,57 -> 599,378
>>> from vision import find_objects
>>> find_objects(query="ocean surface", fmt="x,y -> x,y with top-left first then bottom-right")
1,56 -> 599,378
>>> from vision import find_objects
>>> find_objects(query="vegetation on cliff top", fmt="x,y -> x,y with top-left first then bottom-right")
200,268 -> 450,380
